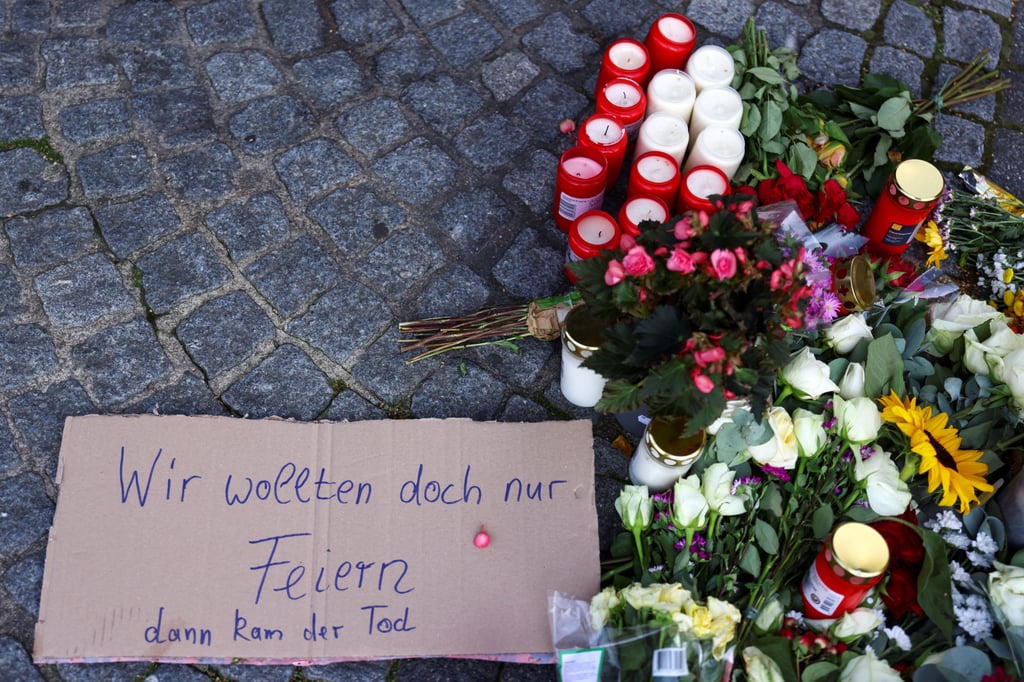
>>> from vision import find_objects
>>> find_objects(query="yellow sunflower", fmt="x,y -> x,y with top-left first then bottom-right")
878,392 -> 993,514
914,220 -> 947,268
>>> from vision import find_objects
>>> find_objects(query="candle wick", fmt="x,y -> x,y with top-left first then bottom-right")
598,230 -> 603,239
604,124 -> 609,136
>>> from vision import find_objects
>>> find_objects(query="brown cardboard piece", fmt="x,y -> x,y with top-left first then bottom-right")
33,415 -> 600,664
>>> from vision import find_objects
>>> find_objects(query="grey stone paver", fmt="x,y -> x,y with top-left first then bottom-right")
3,1 -> 1024,679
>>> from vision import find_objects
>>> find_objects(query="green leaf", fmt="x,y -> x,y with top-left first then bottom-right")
758,100 -> 783,141
741,105 -> 762,136
872,133 -> 893,170
593,380 -> 642,414
876,95 -> 912,132
760,480 -> 783,517
789,142 -> 819,179
739,542 -> 762,576
918,528 -> 955,642
802,661 -> 839,682
849,102 -> 877,120
755,519 -> 780,554
812,504 -> 834,539
746,66 -> 784,84
864,334 -> 906,398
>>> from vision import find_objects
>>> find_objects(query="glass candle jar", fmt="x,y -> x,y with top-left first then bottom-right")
689,86 -> 743,145
685,45 -> 736,92
618,195 -> 669,237
597,38 -> 651,91
831,255 -> 876,314
566,211 -> 620,283
596,78 -> 646,140
683,126 -> 745,180
578,115 -> 628,190
644,13 -> 696,76
678,164 -> 730,213
560,305 -> 607,408
645,69 -> 697,122
862,159 -> 944,256
801,522 -> 890,619
629,416 -> 707,492
627,151 -> 681,213
554,146 -> 608,233
634,112 -> 689,167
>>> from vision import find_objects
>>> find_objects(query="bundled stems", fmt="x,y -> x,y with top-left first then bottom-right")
398,304 -> 532,362
914,53 -> 1009,117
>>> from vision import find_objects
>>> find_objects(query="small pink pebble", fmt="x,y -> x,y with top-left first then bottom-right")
473,525 -> 490,548
559,119 -> 576,135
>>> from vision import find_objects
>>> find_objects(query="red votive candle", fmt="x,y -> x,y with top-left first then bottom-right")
578,115 -> 628,190
644,13 -> 696,75
554,146 -> 608,233
862,159 -> 944,256
566,210 -> 620,283
678,164 -> 731,212
802,522 -> 889,619
597,38 -> 652,91
595,77 -> 646,140
627,151 -> 680,213
618,195 -> 669,237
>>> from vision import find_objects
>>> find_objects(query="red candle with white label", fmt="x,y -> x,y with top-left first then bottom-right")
678,165 -> 731,212
554,146 -> 608,233
566,210 -> 620,283
618,195 -> 669,237
578,115 -> 628,190
597,38 -> 651,91
644,13 -> 696,75
595,78 -> 646,140
627,150 -> 680,213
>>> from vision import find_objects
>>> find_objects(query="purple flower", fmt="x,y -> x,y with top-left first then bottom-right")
761,465 -> 791,482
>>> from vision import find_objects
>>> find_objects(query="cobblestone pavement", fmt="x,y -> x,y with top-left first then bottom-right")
1,0 -> 1022,680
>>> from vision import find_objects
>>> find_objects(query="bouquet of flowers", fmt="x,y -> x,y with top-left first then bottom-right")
568,195 -> 836,435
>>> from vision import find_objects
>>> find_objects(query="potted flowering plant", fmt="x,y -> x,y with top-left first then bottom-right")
568,194 -> 825,435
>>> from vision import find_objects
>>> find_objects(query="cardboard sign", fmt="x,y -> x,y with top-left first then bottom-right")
34,416 -> 600,664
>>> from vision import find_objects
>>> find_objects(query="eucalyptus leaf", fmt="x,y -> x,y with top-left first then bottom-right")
873,133 -> 893,170
876,95 -> 912,132
918,529 -> 955,641
936,646 -> 992,679
865,334 -> 906,398
755,519 -> 780,554
746,66 -> 784,84
849,102 -> 877,120
844,505 -> 880,523
760,480 -> 784,517
740,542 -> 762,576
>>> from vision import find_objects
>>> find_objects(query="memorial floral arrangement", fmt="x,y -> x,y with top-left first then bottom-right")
566,194 -> 837,435
583,289 -> 1024,681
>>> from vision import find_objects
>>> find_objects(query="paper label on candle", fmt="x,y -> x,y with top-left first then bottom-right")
801,561 -> 844,617
557,191 -> 604,221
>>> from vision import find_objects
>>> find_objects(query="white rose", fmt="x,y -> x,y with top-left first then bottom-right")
747,407 -> 800,470
701,462 -> 746,516
823,314 -> 874,354
854,446 -> 911,516
792,408 -> 827,458
838,648 -> 902,681
838,362 -> 866,399
832,608 -> 883,640
614,484 -> 653,532
989,561 -> 1024,627
707,398 -> 752,435
753,598 -> 785,635
834,395 -> 882,444
986,318 -> 1024,355
927,294 -> 1006,356
621,583 -> 662,610
1000,349 -> 1024,418
780,347 -> 840,399
672,475 -> 708,529
963,327 -> 1000,378
742,646 -> 786,682
589,586 -> 620,630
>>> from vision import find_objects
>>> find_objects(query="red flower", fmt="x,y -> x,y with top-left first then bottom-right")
836,202 -> 861,229
872,513 -> 925,620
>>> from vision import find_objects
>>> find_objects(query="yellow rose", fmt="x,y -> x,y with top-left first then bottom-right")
622,583 -> 662,610
589,586 -> 620,630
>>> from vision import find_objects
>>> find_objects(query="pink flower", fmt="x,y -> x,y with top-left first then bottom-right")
693,345 -> 725,367
709,249 -> 737,280
559,119 -> 576,135
674,218 -> 694,241
619,234 -> 636,251
690,368 -> 714,394
605,259 -> 625,286
622,246 -> 656,276
666,247 -> 696,273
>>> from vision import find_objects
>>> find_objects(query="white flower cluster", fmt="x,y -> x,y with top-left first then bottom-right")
953,590 -> 993,643
975,247 -> 1024,299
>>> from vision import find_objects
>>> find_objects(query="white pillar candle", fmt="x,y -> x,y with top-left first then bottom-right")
645,69 -> 696,122
624,196 -> 668,225
683,126 -> 745,180
560,307 -> 606,408
685,45 -> 736,92
634,112 -> 689,166
628,418 -> 705,492
689,85 -> 743,143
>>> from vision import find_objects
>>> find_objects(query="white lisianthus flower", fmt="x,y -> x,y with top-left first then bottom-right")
614,485 -> 653,532
753,598 -> 785,635
746,407 -> 800,470
832,608 -> 883,640
989,561 -> 1024,627
838,648 -> 902,681
833,395 -> 882,444
838,362 -> 866,399
854,445 -> 912,516
927,294 -> 1006,356
779,347 -> 840,399
792,408 -> 827,458
742,646 -> 786,682
823,313 -> 874,354
701,462 -> 746,515
672,475 -> 708,529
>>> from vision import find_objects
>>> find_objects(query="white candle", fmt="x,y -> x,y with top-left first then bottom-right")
634,112 -> 689,166
576,213 -> 616,245
609,41 -> 647,70
562,156 -> 604,178
635,153 -> 678,183
657,15 -> 694,44
646,69 -> 696,122
683,126 -> 745,179
685,45 -> 736,92
604,81 -> 642,108
560,307 -> 606,407
624,197 -> 668,225
685,167 -> 729,199
629,437 -> 693,491
689,86 -> 743,143
584,117 -> 624,146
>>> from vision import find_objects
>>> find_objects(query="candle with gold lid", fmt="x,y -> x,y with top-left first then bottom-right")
801,522 -> 890,619
629,416 -> 706,492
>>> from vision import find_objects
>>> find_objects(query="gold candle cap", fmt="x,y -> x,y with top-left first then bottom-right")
893,159 -> 944,203
561,305 -> 606,359
831,522 -> 890,578
645,416 -> 706,466
833,255 -> 876,313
